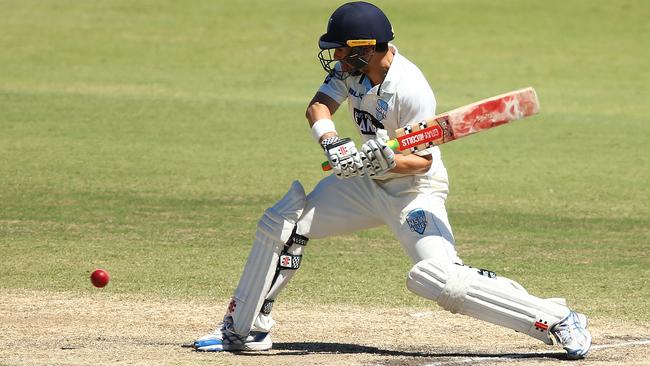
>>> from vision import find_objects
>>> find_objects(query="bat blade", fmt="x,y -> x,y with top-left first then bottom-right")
395,87 -> 539,154
321,87 -> 540,171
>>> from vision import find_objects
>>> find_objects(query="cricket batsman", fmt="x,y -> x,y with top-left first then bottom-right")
194,1 -> 592,359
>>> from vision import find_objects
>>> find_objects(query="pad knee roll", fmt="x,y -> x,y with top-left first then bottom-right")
407,259 -> 570,345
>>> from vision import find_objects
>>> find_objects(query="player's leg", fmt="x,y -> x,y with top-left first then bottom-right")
297,174 -> 385,239
378,172 -> 460,264
195,176 -> 384,351
255,174 -> 385,329
382,175 -> 591,358
194,180 -> 308,351
407,260 -> 591,358
390,195 -> 459,264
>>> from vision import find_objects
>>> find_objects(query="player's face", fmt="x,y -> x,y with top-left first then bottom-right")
318,46 -> 374,79
333,47 -> 350,59
333,47 -> 353,71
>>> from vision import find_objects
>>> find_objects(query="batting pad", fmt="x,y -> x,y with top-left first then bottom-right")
407,259 -> 570,344
231,181 -> 307,336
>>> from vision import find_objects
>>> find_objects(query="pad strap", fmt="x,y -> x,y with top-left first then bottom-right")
286,226 -> 309,246
277,227 -> 307,270
261,299 -> 274,315
258,226 -> 308,321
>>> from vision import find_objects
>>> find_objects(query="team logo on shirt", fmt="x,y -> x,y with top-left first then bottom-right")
376,99 -> 389,121
353,108 -> 385,135
406,209 -> 427,235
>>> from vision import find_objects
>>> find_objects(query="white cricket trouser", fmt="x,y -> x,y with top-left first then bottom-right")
296,170 -> 571,345
241,170 -> 459,335
296,167 -> 460,264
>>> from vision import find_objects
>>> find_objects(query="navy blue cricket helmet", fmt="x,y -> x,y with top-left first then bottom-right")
319,1 -> 394,50
317,2 -> 394,79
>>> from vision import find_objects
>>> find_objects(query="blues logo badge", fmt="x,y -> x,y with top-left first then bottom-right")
406,209 -> 427,235
376,99 -> 388,121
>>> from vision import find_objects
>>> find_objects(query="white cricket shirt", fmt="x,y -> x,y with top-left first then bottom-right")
317,45 -> 443,180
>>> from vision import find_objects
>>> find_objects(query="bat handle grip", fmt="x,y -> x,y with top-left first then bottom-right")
321,139 -> 399,171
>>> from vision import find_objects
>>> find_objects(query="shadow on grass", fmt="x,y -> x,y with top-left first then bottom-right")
251,342 -> 568,360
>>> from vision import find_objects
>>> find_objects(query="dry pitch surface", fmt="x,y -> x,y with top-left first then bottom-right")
2,290 -> 649,366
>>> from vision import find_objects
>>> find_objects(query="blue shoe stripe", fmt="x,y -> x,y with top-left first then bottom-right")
194,339 -> 223,348
252,332 -> 269,342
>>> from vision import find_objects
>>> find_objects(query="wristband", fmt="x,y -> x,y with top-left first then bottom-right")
311,118 -> 337,142
320,136 -> 340,150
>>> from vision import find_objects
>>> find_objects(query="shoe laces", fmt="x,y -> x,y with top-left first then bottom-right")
553,313 -> 584,346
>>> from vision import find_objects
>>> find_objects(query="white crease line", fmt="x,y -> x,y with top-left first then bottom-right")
591,339 -> 650,350
422,339 -> 650,366
423,353 -> 556,366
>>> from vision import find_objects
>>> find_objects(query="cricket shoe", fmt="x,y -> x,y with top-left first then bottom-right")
551,311 -> 592,359
193,325 -> 272,352
193,326 -> 225,352
221,329 -> 272,352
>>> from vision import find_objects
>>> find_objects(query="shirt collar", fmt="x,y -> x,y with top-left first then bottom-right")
367,44 -> 400,96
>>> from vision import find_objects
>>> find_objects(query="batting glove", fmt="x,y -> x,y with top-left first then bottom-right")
360,138 -> 395,176
323,137 -> 364,179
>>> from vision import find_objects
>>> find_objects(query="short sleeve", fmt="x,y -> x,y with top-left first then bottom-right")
316,63 -> 348,104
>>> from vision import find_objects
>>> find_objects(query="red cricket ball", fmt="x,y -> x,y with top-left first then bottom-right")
90,269 -> 110,288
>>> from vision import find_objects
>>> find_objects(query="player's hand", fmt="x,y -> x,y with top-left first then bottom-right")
323,137 -> 364,179
360,132 -> 395,176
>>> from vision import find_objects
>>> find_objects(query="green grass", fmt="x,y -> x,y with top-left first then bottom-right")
1,0 -> 648,322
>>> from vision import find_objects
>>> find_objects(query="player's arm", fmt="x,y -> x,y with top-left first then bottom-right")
391,153 -> 432,174
306,92 -> 340,143
387,83 -> 436,175
307,92 -> 365,178
306,92 -> 414,176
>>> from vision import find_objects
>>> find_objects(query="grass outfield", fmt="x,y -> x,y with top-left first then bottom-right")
1,0 -> 648,327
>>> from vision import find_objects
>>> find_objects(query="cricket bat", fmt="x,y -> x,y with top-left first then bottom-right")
321,87 -> 540,171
